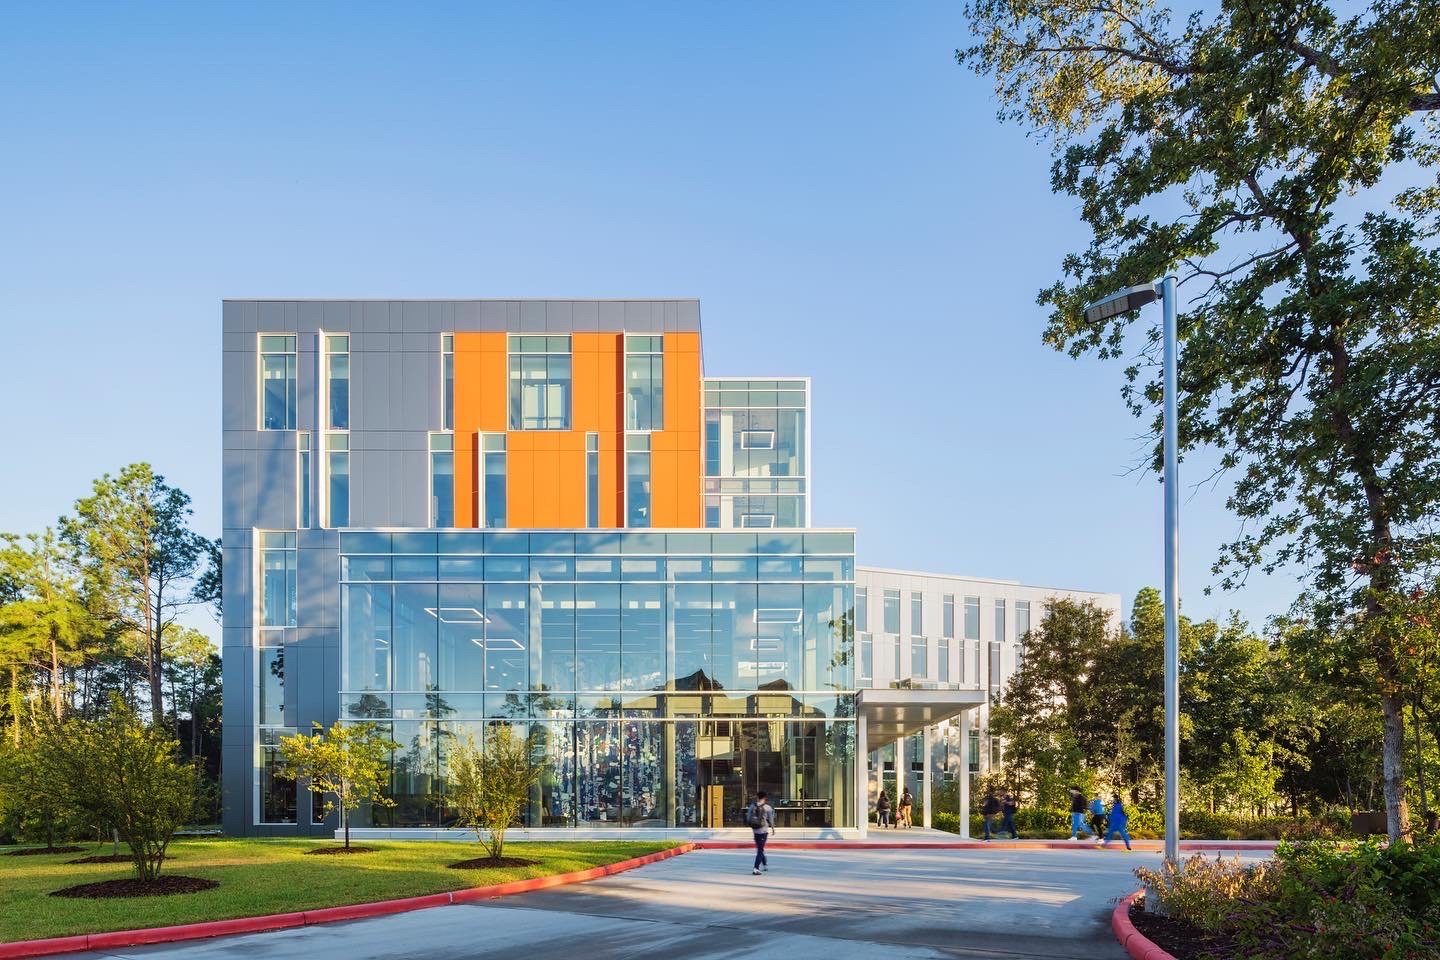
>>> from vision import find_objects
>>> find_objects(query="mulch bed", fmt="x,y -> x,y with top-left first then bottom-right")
5,845 -> 85,856
447,856 -> 539,870
1129,901 -> 1241,960
305,845 -> 378,855
50,876 -> 220,899
66,854 -> 135,864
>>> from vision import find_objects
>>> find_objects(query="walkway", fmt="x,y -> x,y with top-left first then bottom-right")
64,845 -> 1197,960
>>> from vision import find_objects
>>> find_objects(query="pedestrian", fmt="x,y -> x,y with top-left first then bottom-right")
747,790 -> 775,874
1067,786 -> 1088,840
1104,794 -> 1133,851
1426,809 -> 1439,836
876,790 -> 891,829
1088,792 -> 1108,843
898,788 -> 914,829
1000,792 -> 1021,839
981,789 -> 1001,841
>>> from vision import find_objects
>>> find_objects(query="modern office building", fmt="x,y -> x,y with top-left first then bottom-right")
220,300 -> 1118,838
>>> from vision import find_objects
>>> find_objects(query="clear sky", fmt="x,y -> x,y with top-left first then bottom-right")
0,1 -> 1304,633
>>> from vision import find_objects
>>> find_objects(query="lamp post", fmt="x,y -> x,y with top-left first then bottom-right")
1084,277 -> 1181,867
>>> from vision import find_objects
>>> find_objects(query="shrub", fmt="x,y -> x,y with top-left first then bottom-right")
1135,854 -> 1269,931
447,723 -> 543,861
276,720 -> 399,849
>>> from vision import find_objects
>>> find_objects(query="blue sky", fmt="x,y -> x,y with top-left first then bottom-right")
0,1 -> 1303,632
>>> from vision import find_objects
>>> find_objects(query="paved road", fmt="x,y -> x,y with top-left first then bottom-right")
83,847 -> 1169,960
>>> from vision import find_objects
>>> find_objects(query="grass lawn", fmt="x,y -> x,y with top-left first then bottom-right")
0,838 -> 677,944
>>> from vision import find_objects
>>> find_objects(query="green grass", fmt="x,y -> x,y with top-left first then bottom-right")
0,838 -> 677,944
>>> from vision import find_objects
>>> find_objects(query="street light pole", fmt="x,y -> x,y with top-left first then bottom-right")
1160,275 -> 1180,868
1083,277 -> 1181,867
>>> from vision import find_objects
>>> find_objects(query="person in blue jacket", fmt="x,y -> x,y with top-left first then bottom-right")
1104,793 -> 1133,850
1088,792 -> 1108,842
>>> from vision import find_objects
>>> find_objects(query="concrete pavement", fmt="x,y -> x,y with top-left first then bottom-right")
72,846 -> 1186,959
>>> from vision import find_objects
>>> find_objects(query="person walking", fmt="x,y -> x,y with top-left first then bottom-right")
1104,794 -> 1133,851
981,789 -> 1001,841
1067,786 -> 1088,840
1088,792 -> 1108,843
1000,792 -> 1021,839
898,788 -> 914,829
747,791 -> 775,874
876,790 -> 891,829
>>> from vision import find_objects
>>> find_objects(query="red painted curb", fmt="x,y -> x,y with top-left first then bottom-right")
693,840 -> 1278,852
1111,889 -> 1176,960
0,843 -> 696,959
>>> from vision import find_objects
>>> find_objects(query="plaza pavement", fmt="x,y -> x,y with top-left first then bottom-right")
57,843 -> 1240,960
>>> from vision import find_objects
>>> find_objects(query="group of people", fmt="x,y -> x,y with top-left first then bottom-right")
977,786 -> 1132,849
874,787 -> 914,828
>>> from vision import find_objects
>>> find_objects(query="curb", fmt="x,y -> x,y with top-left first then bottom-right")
0,843 -> 694,959
1111,889 -> 1176,960
694,840 -> 1279,852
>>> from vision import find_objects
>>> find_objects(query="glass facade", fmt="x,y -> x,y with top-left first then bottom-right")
625,434 -> 651,528
442,334 -> 454,431
702,379 -> 807,528
297,432 -> 311,529
259,335 -> 297,430
327,334 -> 349,430
481,434 -> 506,528
327,433 -> 349,527
338,529 -> 855,829
430,433 -> 454,528
259,532 -> 296,628
624,335 -> 664,431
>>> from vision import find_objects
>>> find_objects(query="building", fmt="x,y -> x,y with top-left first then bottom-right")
220,300 -> 1118,838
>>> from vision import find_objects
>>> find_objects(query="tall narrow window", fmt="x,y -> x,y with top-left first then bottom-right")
882,589 -> 900,634
508,335 -> 571,430
942,594 -> 955,639
855,587 -> 869,633
586,433 -> 600,528
481,433 -> 506,527
624,335 -> 664,430
625,434 -> 651,528
968,730 -> 980,772
893,635 -> 903,679
1015,599 -> 1031,669
327,433 -> 349,527
430,433 -> 454,527
442,334 -> 454,430
994,599 -> 1007,644
963,596 -> 980,640
859,633 -> 873,684
297,432 -> 311,528
911,636 -> 927,679
259,335 -> 296,430
988,640 -> 1002,695
938,636 -> 950,683
910,592 -> 923,636
326,334 -> 349,429
259,531 -> 296,627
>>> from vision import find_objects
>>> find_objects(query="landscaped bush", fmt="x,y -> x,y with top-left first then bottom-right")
1137,837 -> 1440,959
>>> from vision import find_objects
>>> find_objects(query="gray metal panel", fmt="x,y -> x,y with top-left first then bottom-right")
223,300 -> 251,332
298,544 -> 339,629
598,300 -> 624,330
223,627 -> 251,649
223,449 -> 257,529
399,350 -> 431,430
477,300 -> 503,331
400,332 -> 434,353
257,301 -> 288,333
351,449 -> 392,527
221,743 -> 251,835
402,301 -> 428,334
572,300 -> 599,332
298,301 -> 323,334
455,300 -> 480,330
323,300 -> 352,332
395,449 -> 428,527
297,345 -> 317,431
254,432 -> 297,530
625,300 -> 661,332
221,544 -> 253,629
293,642 -> 325,730
222,353 -> 256,431
505,300 -> 521,330
519,300 -> 545,331
663,300 -> 678,331
222,331 -> 253,352
545,300 -> 572,332
678,299 -> 701,330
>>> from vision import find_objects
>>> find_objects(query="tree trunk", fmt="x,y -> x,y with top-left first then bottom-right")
342,802 -> 350,849
1416,700 -> 1430,821
49,624 -> 63,720
8,664 -> 19,747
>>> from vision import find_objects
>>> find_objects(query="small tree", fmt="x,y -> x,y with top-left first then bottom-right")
447,724 -> 542,861
41,703 -> 202,881
0,736 -> 88,850
277,721 -> 398,849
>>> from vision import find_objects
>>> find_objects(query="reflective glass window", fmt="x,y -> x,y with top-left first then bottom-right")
855,587 -> 868,633
298,432 -> 312,528
882,590 -> 900,634
910,592 -> 923,636
259,335 -> 296,430
327,433 -> 349,527
964,596 -> 981,641
430,433 -> 454,527
624,335 -> 664,431
260,533 -> 296,627
942,594 -> 955,639
508,336 -> 571,430
327,334 -> 349,430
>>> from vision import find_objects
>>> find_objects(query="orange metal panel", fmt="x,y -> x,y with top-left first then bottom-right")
532,449 -> 561,527
651,450 -> 680,528
558,433 -> 588,527
506,431 -> 535,528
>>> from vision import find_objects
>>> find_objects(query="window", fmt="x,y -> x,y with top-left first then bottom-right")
624,335 -> 663,431
297,432 -> 311,528
326,334 -> 349,429
943,594 -> 955,639
964,596 -> 980,640
586,433 -> 599,528
988,640 -> 1002,695
509,335 -> 571,430
855,588 -> 868,633
442,334 -> 454,430
259,531 -> 296,627
910,592 -> 923,636
625,434 -> 651,528
859,633 -> 873,683
259,335 -> 296,430
882,589 -> 900,634
259,728 -> 296,823
893,634 -> 902,679
481,433 -> 506,527
968,729 -> 980,772
430,433 -> 453,527
911,636 -> 927,678
994,599 -> 1007,644
327,433 -> 349,527
1016,600 -> 1031,669
938,636 -> 950,683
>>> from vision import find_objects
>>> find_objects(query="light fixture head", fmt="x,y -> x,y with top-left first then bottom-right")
1082,283 -> 1159,324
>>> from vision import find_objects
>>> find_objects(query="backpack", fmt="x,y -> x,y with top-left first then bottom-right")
746,802 -> 766,829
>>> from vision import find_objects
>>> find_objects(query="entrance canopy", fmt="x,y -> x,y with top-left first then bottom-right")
856,687 -> 986,753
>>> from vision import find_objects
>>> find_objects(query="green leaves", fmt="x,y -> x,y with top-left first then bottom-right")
446,724 -> 544,860
276,721 -> 399,848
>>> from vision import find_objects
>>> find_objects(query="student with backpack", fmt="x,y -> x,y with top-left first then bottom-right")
746,791 -> 775,874
1000,792 -> 1021,839
1067,786 -> 1088,840
981,789 -> 1001,841
876,790 -> 891,828
897,788 -> 914,829
1104,794 -> 1133,851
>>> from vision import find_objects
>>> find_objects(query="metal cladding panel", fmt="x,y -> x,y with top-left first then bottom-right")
293,642 -> 327,733
323,300 -> 353,332
349,449 -> 386,527
255,432 -> 297,530
398,350 -> 432,431
223,449 -> 257,529
221,543 -> 253,629
296,343 -> 318,431
221,352 -> 256,431
395,449 -> 428,527
257,301 -> 288,333
220,743 -> 251,835
297,541 -> 339,629
298,300 -> 323,333
222,300 -> 251,332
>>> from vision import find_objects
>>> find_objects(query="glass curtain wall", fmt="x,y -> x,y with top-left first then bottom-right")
338,530 -> 856,829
